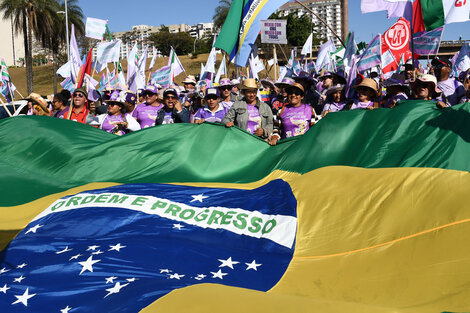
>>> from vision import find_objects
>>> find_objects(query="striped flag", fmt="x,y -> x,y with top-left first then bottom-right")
85,17 -> 108,40
381,49 -> 396,69
168,47 -> 185,79
412,26 -> 443,55
357,34 -> 382,72
1,58 -> 11,84
150,65 -> 171,87
96,40 -> 122,64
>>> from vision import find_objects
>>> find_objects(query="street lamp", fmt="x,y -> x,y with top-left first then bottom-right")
57,0 -> 69,64
193,37 -> 198,54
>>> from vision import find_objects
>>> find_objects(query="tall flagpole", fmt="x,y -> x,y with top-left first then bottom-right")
65,0 -> 70,65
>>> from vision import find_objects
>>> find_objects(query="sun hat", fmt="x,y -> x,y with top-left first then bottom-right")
182,75 -> 197,85
354,78 -> 379,96
260,79 -> 275,90
410,74 -> 440,93
240,78 -> 261,90
274,77 -> 295,88
205,88 -> 220,99
218,78 -> 233,87
231,79 -> 241,87
26,93 -> 50,114
325,84 -> 345,96
105,90 -> 126,106
286,83 -> 305,94
145,85 -> 159,95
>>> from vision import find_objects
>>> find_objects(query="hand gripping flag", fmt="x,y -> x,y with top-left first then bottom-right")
214,0 -> 287,67
2,101 -> 470,312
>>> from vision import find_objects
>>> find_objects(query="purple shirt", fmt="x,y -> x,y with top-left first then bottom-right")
102,114 -> 130,136
437,78 -> 467,106
194,105 -> 227,123
350,100 -> 374,110
280,104 -> 314,138
246,104 -> 262,135
132,102 -> 163,128
322,102 -> 345,113
54,108 -> 68,119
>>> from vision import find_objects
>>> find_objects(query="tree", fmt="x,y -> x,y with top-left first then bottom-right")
147,26 -> 194,56
213,0 -> 232,31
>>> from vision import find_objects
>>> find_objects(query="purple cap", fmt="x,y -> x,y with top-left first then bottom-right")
145,85 -> 159,94
219,78 -> 233,87
274,77 -> 295,87
125,92 -> 137,105
163,88 -> 179,98
205,88 -> 220,98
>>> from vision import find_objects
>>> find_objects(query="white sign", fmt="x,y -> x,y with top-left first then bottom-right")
260,20 -> 287,44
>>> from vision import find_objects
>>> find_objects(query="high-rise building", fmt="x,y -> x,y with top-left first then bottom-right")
0,17 -> 25,66
277,0 -> 346,46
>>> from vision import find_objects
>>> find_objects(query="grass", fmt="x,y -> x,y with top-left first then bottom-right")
8,52 -> 269,98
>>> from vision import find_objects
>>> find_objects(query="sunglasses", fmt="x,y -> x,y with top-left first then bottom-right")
206,96 -> 218,100
219,86 -> 231,91
73,93 -> 85,98
165,95 -> 176,99
288,90 -> 303,96
108,103 -> 118,106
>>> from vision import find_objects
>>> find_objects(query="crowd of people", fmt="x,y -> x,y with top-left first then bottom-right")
18,56 -> 469,144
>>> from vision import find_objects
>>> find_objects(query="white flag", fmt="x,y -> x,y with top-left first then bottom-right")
148,46 -> 157,70
168,47 -> 185,79
85,17 -> 108,40
214,57 -> 226,84
69,24 -> 82,83
200,63 -> 205,79
96,40 -> 122,64
301,33 -> 313,56
56,61 -> 71,78
315,38 -> 336,72
137,46 -> 148,89
381,49 -> 396,68
127,43 -> 139,93
204,48 -> 217,73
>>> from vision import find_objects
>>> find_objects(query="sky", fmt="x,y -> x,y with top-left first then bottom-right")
79,0 -> 470,44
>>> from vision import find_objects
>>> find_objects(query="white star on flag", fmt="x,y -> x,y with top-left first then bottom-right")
173,224 -> 184,230
13,275 -> 25,283
25,224 -> 43,234
92,250 -> 104,255
218,257 -> 239,269
0,283 -> 10,293
87,245 -> 100,251
56,246 -> 72,254
104,282 -> 129,298
16,263 -> 27,269
159,269 -> 170,273
210,269 -> 228,280
12,288 -> 36,306
169,273 -> 184,280
78,255 -> 101,275
194,274 -> 206,280
190,194 -> 209,203
61,305 -> 72,313
106,276 -> 118,284
0,267 -> 10,274
109,243 -> 126,252
69,253 -> 82,261
126,278 -> 137,282
245,260 -> 262,271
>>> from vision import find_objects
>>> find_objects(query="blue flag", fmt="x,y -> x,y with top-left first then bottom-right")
0,180 -> 297,312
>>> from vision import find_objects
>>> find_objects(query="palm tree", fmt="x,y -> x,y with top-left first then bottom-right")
213,0 -> 232,31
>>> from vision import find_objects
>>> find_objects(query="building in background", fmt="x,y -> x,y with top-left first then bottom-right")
0,17 -> 25,66
277,0 -> 345,46
189,23 -> 215,39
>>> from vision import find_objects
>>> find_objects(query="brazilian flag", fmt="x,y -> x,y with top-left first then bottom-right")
0,101 -> 469,312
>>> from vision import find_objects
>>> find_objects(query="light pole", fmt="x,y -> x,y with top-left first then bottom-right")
57,0 -> 69,64
193,37 -> 198,54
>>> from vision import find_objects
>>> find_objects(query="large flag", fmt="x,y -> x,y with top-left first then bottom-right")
1,102 -> 470,312
361,0 -> 413,21
412,26 -> 443,55
96,40 -> 122,65
301,33 -> 313,56
357,34 -> 382,72
413,0 -> 470,32
85,17 -> 108,40
214,0 -> 287,67
381,18 -> 410,73
315,39 -> 336,72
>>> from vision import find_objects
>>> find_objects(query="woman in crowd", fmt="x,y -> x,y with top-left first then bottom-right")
132,85 -> 162,128
272,77 -> 295,115
87,91 -> 140,135
382,73 -> 409,108
321,84 -> 345,117
155,88 -> 190,125
268,83 -> 316,145
194,88 -> 227,124
218,78 -> 235,110
52,89 -> 71,118
348,78 -> 379,110
410,74 -> 442,102
223,78 -> 273,139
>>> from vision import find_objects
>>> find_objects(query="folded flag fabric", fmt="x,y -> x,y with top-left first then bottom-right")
1,101 -> 470,312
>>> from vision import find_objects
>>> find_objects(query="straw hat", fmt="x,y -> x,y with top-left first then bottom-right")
25,93 -> 50,114
353,78 -> 379,96
411,74 -> 440,93
286,83 -> 305,94
241,78 -> 260,90
260,79 -> 275,90
182,75 -> 197,85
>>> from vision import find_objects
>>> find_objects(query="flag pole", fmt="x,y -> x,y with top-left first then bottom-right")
0,96 -> 12,117
410,15 -> 416,80
15,89 -> 24,99
8,84 -> 16,112
294,0 -> 345,47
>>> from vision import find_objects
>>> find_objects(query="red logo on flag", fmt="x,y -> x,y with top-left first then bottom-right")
381,18 -> 411,74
